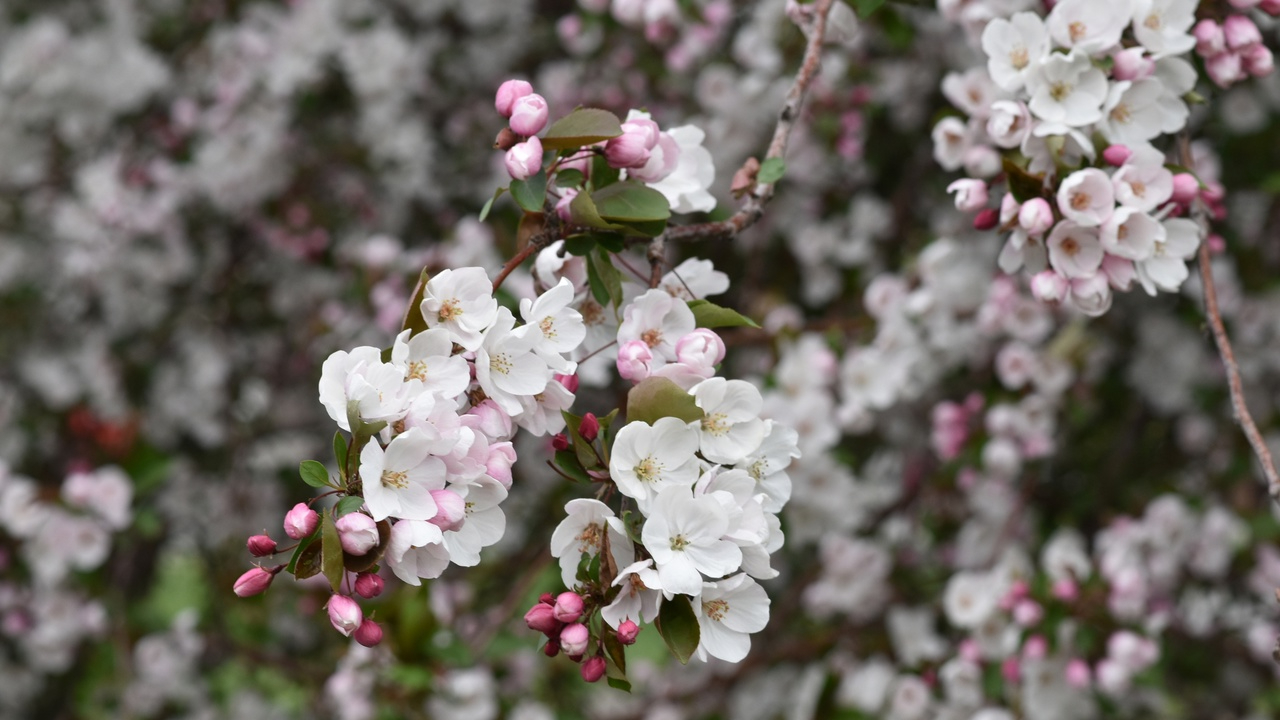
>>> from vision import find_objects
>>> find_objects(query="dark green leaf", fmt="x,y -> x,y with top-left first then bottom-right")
335,495 -> 365,517
333,432 -> 348,476
655,595 -> 700,665
299,460 -> 331,488
569,189 -> 627,232
596,234 -> 626,253
292,538 -> 322,579
542,108 -> 624,151
285,530 -> 318,575
400,267 -> 431,337
1002,158 -> 1045,203
591,248 -> 625,308
592,181 -> 671,222
687,299 -> 761,329
555,168 -> 585,188
626,377 -> 704,425
478,187 -> 505,222
607,677 -> 633,692
554,450 -> 591,483
609,218 -> 668,238
603,624 -> 628,677
355,420 -> 388,442
591,154 -> 621,189
321,514 -> 344,592
510,171 -> 548,213
757,157 -> 786,184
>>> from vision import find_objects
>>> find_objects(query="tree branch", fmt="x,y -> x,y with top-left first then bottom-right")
1177,133 -> 1280,503
662,0 -> 836,244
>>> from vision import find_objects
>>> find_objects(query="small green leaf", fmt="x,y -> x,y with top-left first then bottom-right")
510,171 -> 548,213
554,450 -> 591,483
542,108 -> 624,151
299,460 -> 331,488
285,530 -> 318,575
591,154 -> 621,189
355,420 -> 388,442
292,538 -> 322,580
1002,158 -> 1045,203
591,248 -> 625,308
333,432 -> 348,475
626,377 -> 704,425
655,595 -> 701,665
607,677 -> 632,692
757,157 -> 786,184
335,495 -> 365,517
400,267 -> 432,337
592,181 -> 671,222
555,168 -> 585,188
321,514 -> 344,592
478,187 -> 505,222
687,299 -> 760,329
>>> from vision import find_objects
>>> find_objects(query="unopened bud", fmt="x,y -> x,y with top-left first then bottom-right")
972,208 -> 999,230
578,414 -> 599,443
551,434 -> 570,451
283,503 -> 318,540
555,373 -> 579,393
617,619 -> 640,645
327,595 -> 363,637
233,567 -> 276,597
495,79 -> 534,117
581,656 -> 607,683
1170,173 -> 1199,205
543,638 -> 561,657
354,618 -> 383,647
525,602 -> 563,635
560,622 -> 590,656
247,534 -> 277,557
1030,270 -> 1068,304
553,591 -> 585,623
336,512 -> 379,556
1102,144 -> 1132,166
355,572 -> 384,599
427,489 -> 466,532
509,93 -> 550,137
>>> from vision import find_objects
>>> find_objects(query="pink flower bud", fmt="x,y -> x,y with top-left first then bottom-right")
468,399 -> 515,441
962,145 -> 1001,179
326,595 -> 363,637
551,434 -> 570,451
354,618 -> 383,647
1260,0 -> 1280,14
604,118 -> 659,169
946,178 -> 988,212
505,136 -> 543,181
233,567 -> 276,597
560,622 -> 590,656
1013,599 -> 1044,627
553,591 -> 585,623
427,489 -> 466,532
1206,51 -> 1245,88
1018,197 -> 1054,235
525,602 -> 562,635
495,79 -> 533,117
1170,173 -> 1199,205
1193,19 -> 1225,56
1111,47 -> 1152,81
485,442 -> 517,489
555,373 -> 579,393
509,93 -> 550,137
1051,577 -> 1079,601
555,188 -> 579,223
283,503 -> 318,540
1224,15 -> 1262,49
581,656 -> 607,683
355,572 -> 384,599
1001,656 -> 1021,683
675,328 -> 726,370
617,619 -> 640,645
578,414 -> 600,443
1023,634 -> 1049,659
1030,270 -> 1068,304
247,534 -> 277,557
1064,658 -> 1092,688
958,638 -> 981,663
616,340 -> 654,382
543,638 -> 561,657
336,512 -> 379,556
1243,43 -> 1274,76
1102,144 -> 1132,166
972,208 -> 999,230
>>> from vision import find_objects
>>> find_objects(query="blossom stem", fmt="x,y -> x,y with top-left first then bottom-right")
1178,133 -> 1280,503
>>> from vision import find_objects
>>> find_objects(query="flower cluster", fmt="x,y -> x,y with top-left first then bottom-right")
234,266 -> 585,643
1194,12 -> 1277,88
933,0 -> 1272,315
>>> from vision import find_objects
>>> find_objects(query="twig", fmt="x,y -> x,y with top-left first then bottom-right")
647,233 -> 666,288
1177,133 -> 1280,503
493,229 -> 554,293
662,0 -> 835,244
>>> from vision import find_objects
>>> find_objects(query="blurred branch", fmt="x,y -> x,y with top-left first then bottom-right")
1178,133 -> 1280,503
662,0 -> 836,244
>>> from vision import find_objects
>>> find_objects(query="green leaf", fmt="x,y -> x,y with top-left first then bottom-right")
292,537 -> 322,579
591,154 -> 621,189
561,411 -> 602,471
555,168 -> 585,188
400,267 -> 431,338
335,495 -> 365,517
333,432 -> 348,474
757,157 -> 786,184
321,513 -> 344,592
655,595 -> 700,665
1002,157 -> 1045,203
607,677 -> 633,692
299,460 -> 331,488
603,624 -> 628,678
609,218 -> 668,238
478,186 -> 505,222
569,189 -> 627,232
355,420 -> 388,442
589,248 -> 624,308
626,377 -> 704,425
596,234 -> 626,253
510,171 -> 548,213
592,182 -> 671,222
554,450 -> 591,483
542,108 -> 624,151
687,299 -> 760,329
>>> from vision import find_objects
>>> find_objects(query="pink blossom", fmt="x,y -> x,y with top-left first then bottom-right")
354,619 -> 383,647
509,93 -> 550,137
505,136 -> 543,181
283,503 -> 318,540
495,79 -> 534,117
233,567 -> 276,597
553,591 -> 585,623
326,595 -> 363,637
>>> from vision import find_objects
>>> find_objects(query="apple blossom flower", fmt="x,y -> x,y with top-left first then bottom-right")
421,267 -> 499,352
617,288 -> 696,368
359,427 -> 446,522
693,574 -> 770,663
391,327 -> 470,401
318,346 -> 414,431
1131,0 -> 1197,57
603,559 -> 664,629
1057,168 -> 1115,227
1135,217 -> 1200,294
385,519 -> 451,585
475,307 -> 550,416
519,277 -> 586,373
1026,50 -> 1108,126
646,124 -> 717,213
981,12 -> 1049,91
1100,207 -> 1164,261
610,417 -> 701,511
1047,0 -> 1130,54
690,377 -> 765,464
1070,272 -> 1113,316
947,179 -> 988,212
642,486 -> 743,596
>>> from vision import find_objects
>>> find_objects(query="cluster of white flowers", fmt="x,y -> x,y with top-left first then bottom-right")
318,267 -> 585,585
549,286 -> 800,664
931,0 -> 1259,315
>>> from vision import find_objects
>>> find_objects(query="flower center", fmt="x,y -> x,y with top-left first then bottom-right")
1070,192 -> 1090,211
539,316 -> 557,339
381,469 -> 409,489
580,299 -> 604,325
1110,103 -> 1131,124
1010,47 -> 1028,70
490,352 -> 512,376
438,299 -> 463,323
407,360 -> 429,382
1060,237 -> 1080,257
703,598 -> 729,622
576,522 -> 603,554
1117,225 -> 1129,240
635,456 -> 663,483
701,412 -> 730,437
1049,81 -> 1072,102
749,459 -> 768,480
670,534 -> 690,552
1144,13 -> 1161,30
641,328 -> 663,348
1068,21 -> 1086,42
1130,181 -> 1146,198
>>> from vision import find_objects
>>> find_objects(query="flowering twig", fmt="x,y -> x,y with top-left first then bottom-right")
662,0 -> 835,244
1178,133 -> 1280,503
